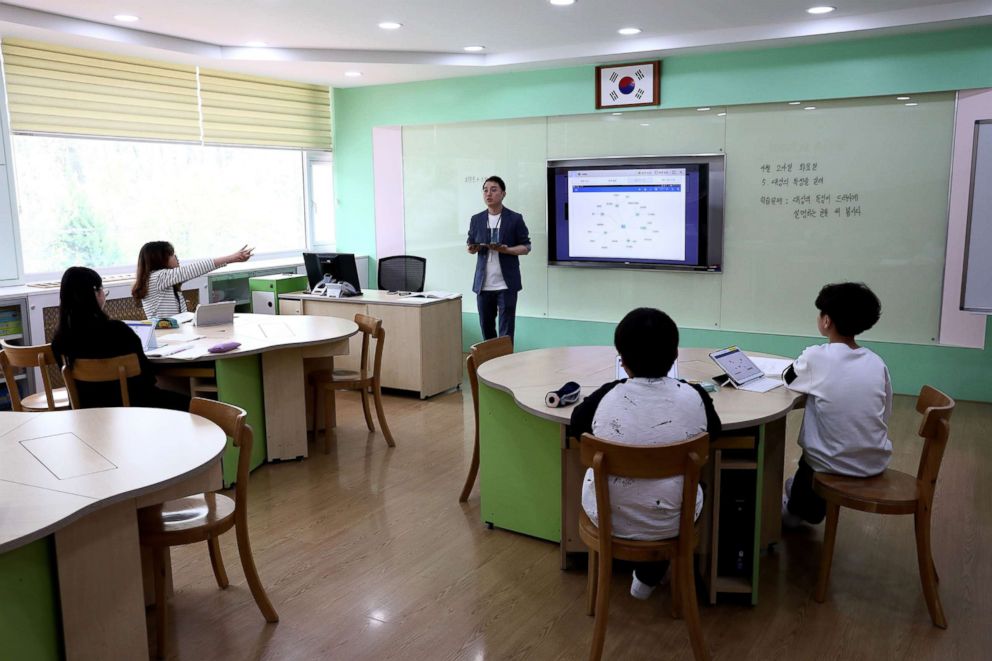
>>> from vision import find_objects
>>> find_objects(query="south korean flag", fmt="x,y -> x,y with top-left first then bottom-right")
599,63 -> 656,107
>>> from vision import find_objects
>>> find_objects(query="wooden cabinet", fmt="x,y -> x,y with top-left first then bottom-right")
280,291 -> 462,398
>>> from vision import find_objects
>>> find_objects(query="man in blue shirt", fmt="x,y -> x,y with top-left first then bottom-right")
466,176 -> 531,340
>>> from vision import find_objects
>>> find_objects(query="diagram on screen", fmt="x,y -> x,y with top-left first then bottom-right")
567,169 -> 687,261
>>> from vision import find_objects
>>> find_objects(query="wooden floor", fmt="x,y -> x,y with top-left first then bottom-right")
161,386 -> 992,660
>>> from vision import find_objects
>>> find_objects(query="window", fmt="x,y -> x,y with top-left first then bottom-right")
12,135 -> 308,274
306,152 -> 335,250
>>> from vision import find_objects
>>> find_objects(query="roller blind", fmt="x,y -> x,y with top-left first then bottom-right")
199,69 -> 331,150
1,39 -> 201,142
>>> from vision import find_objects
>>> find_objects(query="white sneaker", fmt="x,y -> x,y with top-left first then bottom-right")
630,571 -> 657,600
782,490 -> 803,529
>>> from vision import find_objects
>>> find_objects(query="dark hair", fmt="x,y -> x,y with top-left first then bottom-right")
53,267 -> 108,365
132,241 -> 177,303
815,282 -> 882,337
614,307 -> 679,378
483,176 -> 506,192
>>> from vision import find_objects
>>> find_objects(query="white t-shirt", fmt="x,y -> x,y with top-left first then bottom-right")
785,343 -> 893,476
581,378 -> 707,541
481,213 -> 507,291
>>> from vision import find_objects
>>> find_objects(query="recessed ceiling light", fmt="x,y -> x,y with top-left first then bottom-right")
897,96 -> 911,100
807,6 -> 836,15
345,71 -> 362,78
463,46 -> 485,52
611,112 -> 623,116
618,27 -> 642,36
788,101 -> 802,105
113,14 -> 139,23
804,106 -> 817,110
640,123 -> 650,127
717,112 -> 727,117
245,41 -> 267,48
378,21 -> 402,30
697,107 -> 711,112
905,102 -> 919,107
549,0 -> 576,5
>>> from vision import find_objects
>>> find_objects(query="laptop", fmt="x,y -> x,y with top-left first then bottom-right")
194,301 -> 236,327
709,346 -> 783,393
124,321 -> 158,351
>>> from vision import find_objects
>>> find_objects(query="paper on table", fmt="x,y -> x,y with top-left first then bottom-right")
157,333 -> 203,342
147,342 -> 201,358
409,291 -> 460,299
749,356 -> 793,378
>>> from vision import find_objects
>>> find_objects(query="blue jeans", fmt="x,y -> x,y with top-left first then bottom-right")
476,289 -> 518,340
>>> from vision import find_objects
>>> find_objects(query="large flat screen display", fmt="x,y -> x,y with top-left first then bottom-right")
547,156 -> 724,271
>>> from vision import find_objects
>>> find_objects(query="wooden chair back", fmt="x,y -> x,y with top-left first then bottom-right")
0,341 -> 61,411
62,354 -> 142,408
354,313 -> 385,381
580,432 -> 709,545
913,385 -> 955,501
468,336 -> 514,428
189,397 -> 253,518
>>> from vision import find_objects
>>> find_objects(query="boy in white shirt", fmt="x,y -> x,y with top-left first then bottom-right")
782,282 -> 893,526
570,308 -> 721,599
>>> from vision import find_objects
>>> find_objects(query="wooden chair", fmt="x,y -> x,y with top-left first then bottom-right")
309,313 -> 395,452
458,336 -> 513,502
138,398 -> 279,658
0,340 -> 70,411
812,385 -> 955,628
61,354 -> 141,408
580,432 -> 710,661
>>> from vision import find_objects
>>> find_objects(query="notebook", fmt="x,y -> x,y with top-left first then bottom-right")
193,301 -> 236,327
709,346 -> 784,393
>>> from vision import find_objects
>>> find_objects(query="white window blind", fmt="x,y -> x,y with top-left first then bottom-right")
199,69 -> 331,150
1,39 -> 201,142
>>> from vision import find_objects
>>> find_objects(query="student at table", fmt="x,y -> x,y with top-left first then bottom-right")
132,241 -> 253,319
781,282 -> 893,527
52,266 -> 190,410
569,307 -> 721,599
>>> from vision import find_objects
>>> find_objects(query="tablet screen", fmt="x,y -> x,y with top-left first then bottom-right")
709,347 -> 762,385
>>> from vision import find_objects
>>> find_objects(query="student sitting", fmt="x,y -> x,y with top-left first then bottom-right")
570,307 -> 721,599
132,241 -> 253,319
782,282 -> 893,527
52,266 -> 190,411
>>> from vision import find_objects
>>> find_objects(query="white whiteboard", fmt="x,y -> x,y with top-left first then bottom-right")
962,120 -> 992,313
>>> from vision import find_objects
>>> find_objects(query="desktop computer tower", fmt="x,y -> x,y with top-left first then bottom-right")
717,469 -> 756,577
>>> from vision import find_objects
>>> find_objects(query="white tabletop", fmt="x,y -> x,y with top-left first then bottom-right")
282,289 -> 461,307
476,346 -> 802,430
150,312 -> 358,362
0,408 -> 226,552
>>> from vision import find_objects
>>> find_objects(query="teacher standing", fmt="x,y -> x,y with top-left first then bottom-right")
467,176 -> 531,341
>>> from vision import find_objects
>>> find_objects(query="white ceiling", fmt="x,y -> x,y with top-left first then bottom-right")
0,1 -> 990,87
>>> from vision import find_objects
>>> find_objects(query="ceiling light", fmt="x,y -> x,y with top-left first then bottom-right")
611,112 -> 623,116
804,106 -> 817,110
113,14 -> 139,22
640,123 -> 650,127
549,0 -> 576,5
897,96 -> 911,100
807,6 -> 836,15
905,102 -> 918,107
345,71 -> 362,78
618,27 -> 642,36
788,101 -> 802,105
697,107 -> 711,112
245,41 -> 267,48
463,46 -> 485,52
717,112 -> 727,117
378,21 -> 402,30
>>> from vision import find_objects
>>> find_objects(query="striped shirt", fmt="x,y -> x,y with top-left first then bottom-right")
140,258 -> 216,319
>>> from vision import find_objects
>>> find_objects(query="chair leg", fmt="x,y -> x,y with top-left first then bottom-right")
678,552 -> 709,661
458,431 -> 481,503
235,520 -> 280,623
207,535 -> 229,589
323,389 -> 335,454
915,506 -> 947,628
372,380 -> 396,447
152,546 -> 168,659
814,503 -> 841,603
586,549 -> 598,616
588,548 -> 612,661
670,557 -> 683,619
360,387 -> 375,431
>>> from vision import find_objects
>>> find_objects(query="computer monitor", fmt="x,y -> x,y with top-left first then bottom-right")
303,252 -> 363,295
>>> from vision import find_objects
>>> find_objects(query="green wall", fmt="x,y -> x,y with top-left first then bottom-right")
333,25 -> 992,402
